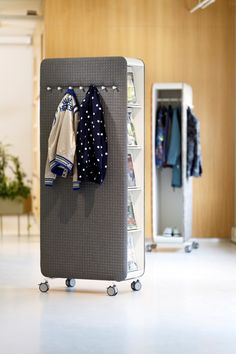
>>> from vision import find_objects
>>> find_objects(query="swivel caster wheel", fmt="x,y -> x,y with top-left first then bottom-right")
146,244 -> 153,253
131,279 -> 142,291
65,278 -> 76,288
39,281 -> 49,293
192,241 -> 199,250
185,245 -> 192,253
107,285 -> 118,296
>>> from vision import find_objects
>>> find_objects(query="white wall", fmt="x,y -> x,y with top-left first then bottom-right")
234,4 -> 236,229
0,44 -> 33,180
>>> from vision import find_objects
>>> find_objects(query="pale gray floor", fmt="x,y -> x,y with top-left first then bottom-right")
0,236 -> 236,354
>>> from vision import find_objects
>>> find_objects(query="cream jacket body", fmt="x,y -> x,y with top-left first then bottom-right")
44,88 -> 80,189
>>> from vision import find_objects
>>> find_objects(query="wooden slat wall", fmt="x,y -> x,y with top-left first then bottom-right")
43,0 -> 235,238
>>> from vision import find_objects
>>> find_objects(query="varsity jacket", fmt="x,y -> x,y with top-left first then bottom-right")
44,88 -> 80,189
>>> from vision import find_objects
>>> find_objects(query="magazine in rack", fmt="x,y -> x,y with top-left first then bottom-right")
127,110 -> 138,146
127,71 -> 137,104
127,193 -> 138,272
127,193 -> 137,230
128,153 -> 136,187
127,234 -> 138,272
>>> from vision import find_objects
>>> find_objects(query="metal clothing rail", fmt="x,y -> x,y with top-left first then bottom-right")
157,98 -> 182,102
157,97 -> 194,109
45,85 -> 119,92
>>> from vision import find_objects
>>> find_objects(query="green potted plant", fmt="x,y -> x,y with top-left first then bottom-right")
0,143 -> 31,214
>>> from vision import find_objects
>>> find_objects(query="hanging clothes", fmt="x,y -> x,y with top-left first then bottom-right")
44,87 -> 79,189
167,107 -> 182,188
163,105 -> 173,166
155,105 -> 172,167
187,107 -> 202,177
155,106 -> 165,167
76,85 -> 108,186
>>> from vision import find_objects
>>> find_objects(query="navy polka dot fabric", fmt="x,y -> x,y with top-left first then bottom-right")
76,85 -> 108,185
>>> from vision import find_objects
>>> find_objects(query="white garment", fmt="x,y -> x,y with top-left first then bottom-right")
44,88 -> 80,189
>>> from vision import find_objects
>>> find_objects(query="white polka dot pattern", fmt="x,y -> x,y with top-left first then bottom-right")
76,85 -> 108,184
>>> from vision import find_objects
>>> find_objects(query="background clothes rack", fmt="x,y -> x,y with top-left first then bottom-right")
147,83 -> 199,253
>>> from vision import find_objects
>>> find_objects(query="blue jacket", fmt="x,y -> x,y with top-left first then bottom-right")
155,106 -> 172,167
167,108 -> 182,188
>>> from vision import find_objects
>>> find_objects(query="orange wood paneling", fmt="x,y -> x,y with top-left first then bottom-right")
43,0 -> 235,238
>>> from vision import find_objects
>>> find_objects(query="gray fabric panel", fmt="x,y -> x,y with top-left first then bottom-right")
40,57 -> 128,281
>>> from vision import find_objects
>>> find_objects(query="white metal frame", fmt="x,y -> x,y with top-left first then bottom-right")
150,83 -> 197,252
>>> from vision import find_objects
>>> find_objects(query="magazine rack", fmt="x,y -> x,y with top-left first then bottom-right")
39,57 -> 145,295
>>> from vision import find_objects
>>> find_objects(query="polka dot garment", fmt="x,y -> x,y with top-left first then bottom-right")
76,85 -> 108,185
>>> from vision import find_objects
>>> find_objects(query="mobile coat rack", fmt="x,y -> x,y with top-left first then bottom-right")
39,57 -> 145,295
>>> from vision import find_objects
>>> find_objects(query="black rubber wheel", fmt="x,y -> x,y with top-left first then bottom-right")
107,285 -> 118,296
39,282 -> 49,293
65,278 -> 76,288
131,280 -> 142,291
146,245 -> 153,252
185,245 -> 192,253
192,241 -> 199,250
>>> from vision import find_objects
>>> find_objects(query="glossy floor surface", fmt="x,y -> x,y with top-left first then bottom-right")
1,236 -> 236,354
